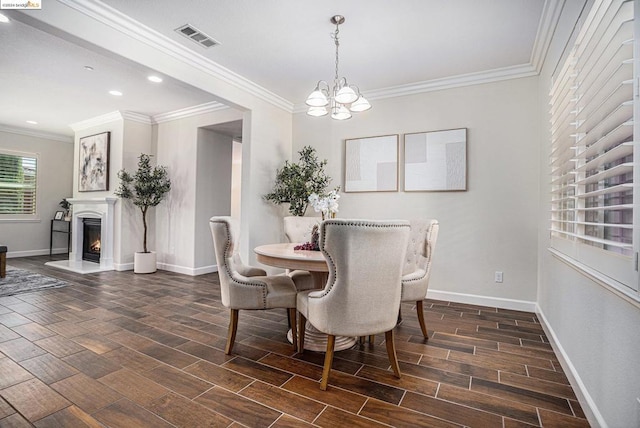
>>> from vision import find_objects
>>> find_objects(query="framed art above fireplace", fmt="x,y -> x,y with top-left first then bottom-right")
78,131 -> 110,192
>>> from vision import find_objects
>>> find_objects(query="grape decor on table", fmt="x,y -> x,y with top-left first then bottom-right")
294,224 -> 320,251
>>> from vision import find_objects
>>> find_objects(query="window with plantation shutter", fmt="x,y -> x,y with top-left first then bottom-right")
549,0 -> 638,297
0,151 -> 38,217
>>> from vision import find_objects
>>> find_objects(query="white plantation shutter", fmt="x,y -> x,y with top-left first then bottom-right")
549,0 -> 638,294
0,151 -> 38,216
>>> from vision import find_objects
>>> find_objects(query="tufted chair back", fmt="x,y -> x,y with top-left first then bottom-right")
283,216 -> 321,243
401,219 -> 439,301
296,219 -> 410,390
399,219 -> 439,339
209,216 -> 299,354
298,219 -> 410,336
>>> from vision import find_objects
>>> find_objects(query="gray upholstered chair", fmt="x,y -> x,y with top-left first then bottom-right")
297,219 -> 411,390
401,219 -> 439,338
283,216 -> 321,291
209,216 -> 299,355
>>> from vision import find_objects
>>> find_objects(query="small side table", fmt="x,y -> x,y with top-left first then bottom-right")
50,219 -> 71,256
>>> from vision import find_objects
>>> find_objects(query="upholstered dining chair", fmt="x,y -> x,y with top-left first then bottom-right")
283,216 -> 321,291
209,216 -> 299,355
297,219 -> 411,390
401,219 -> 439,338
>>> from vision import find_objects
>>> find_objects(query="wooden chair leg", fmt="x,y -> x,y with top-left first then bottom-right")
225,309 -> 239,355
369,335 -> 375,343
297,312 -> 306,354
288,308 -> 297,352
320,335 -> 336,390
416,300 -> 428,339
385,330 -> 401,379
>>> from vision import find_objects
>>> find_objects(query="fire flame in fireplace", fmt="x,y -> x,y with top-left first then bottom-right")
90,239 -> 101,253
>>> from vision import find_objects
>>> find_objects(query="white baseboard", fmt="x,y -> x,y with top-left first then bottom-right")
156,262 -> 218,276
7,249 -> 67,258
426,289 -> 537,312
536,307 -> 605,428
114,262 -> 133,271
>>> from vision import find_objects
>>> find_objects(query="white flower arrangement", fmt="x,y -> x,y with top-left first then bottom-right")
308,187 -> 340,219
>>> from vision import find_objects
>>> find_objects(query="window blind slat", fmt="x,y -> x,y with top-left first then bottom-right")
549,0 -> 635,290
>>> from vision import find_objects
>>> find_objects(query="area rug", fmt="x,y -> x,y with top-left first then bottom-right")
0,267 -> 68,297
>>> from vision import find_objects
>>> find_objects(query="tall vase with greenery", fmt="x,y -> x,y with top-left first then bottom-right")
264,146 -> 333,216
115,153 -> 171,273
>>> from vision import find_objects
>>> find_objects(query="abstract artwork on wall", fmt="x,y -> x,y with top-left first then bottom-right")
404,128 -> 467,191
344,134 -> 398,192
78,131 -> 109,192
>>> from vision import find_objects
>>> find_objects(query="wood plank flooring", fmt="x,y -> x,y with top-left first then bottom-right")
0,255 -> 590,427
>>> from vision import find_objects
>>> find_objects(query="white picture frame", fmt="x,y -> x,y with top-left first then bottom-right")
344,134 -> 398,192
404,128 -> 467,191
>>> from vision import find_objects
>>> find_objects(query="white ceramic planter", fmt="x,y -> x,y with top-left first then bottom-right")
134,251 -> 157,274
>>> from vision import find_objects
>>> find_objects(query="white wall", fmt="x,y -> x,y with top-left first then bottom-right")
118,119 -> 153,264
154,108 -> 245,274
0,129 -> 73,256
536,1 -> 640,427
293,77 -> 540,307
194,128 -> 233,269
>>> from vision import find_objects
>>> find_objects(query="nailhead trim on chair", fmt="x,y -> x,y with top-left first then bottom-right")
212,218 -> 268,308
313,220 -> 411,299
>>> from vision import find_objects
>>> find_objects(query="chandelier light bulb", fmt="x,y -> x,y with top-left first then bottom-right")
331,104 -> 352,120
307,106 -> 329,117
306,89 -> 329,107
349,96 -> 372,112
335,85 -> 358,104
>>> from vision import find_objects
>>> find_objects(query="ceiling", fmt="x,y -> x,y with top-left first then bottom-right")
0,0 -> 552,138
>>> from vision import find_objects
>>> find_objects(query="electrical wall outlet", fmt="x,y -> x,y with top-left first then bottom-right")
495,271 -> 504,283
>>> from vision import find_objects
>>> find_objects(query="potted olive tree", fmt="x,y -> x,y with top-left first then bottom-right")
115,153 -> 171,273
264,146 -> 333,216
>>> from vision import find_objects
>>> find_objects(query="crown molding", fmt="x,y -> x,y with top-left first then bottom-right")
58,0 -> 294,113
531,0 -> 565,72
69,103 -> 229,132
0,124 -> 73,143
121,111 -> 152,124
367,64 -> 539,100
70,111 -> 123,132
152,101 -> 229,124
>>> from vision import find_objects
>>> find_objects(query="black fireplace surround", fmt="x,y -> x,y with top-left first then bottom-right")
82,218 -> 101,263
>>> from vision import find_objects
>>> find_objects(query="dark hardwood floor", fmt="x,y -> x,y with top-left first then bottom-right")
0,255 -> 590,427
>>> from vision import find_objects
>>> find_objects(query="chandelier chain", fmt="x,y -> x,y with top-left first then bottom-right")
333,22 -> 340,88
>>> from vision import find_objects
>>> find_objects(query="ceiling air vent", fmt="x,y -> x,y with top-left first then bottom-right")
175,24 -> 220,48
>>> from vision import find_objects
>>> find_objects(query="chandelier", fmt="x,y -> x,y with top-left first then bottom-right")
305,15 -> 371,120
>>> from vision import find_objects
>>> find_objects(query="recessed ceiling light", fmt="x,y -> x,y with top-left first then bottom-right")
147,75 -> 163,83
84,65 -> 94,71
109,90 -> 123,96
26,120 -> 38,125
0,14 -> 9,23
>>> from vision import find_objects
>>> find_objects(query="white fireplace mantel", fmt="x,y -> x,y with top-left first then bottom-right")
46,197 -> 118,274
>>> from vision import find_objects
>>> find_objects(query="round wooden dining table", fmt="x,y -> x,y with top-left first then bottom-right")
254,243 -> 357,351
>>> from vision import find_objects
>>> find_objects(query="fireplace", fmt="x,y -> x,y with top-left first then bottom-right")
45,197 -> 116,274
82,218 -> 101,263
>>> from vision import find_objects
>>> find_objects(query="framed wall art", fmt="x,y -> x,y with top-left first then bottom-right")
344,134 -> 398,192
404,128 -> 467,191
78,131 -> 110,192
